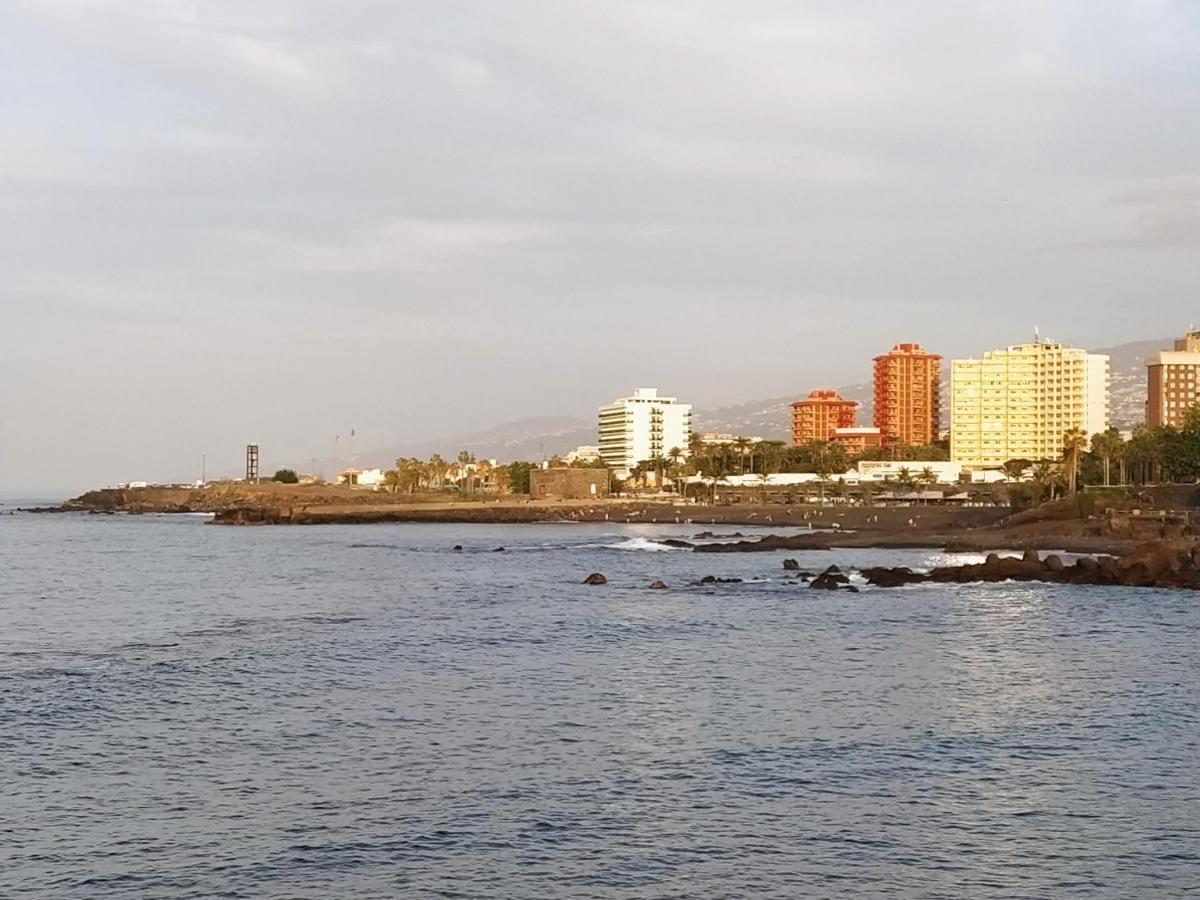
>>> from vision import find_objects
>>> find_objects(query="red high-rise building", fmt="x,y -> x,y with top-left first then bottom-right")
873,343 -> 941,447
791,390 -> 859,446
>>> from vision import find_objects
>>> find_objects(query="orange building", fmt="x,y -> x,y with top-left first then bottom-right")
873,343 -> 942,447
791,390 -> 859,446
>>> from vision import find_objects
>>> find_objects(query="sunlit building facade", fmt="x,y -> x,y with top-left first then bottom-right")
1147,331 -> 1200,428
873,343 -> 941,447
950,340 -> 1109,467
791,390 -> 859,446
598,387 -> 692,479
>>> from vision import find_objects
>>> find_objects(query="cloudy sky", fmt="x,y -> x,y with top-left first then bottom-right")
3,1 -> 1199,492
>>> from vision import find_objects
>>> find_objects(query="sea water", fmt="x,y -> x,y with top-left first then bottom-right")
1,511 -> 1197,898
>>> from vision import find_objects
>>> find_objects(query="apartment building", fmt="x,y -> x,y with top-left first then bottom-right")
1147,331 -> 1200,428
950,340 -> 1109,467
873,343 -> 942,447
791,389 -> 859,446
597,387 -> 692,478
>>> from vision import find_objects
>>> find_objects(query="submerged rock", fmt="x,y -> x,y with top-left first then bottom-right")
783,558 -> 800,571
583,573 -> 607,585
648,580 -> 669,590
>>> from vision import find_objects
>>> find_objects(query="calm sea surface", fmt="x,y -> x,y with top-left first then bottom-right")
2,508 -> 1198,898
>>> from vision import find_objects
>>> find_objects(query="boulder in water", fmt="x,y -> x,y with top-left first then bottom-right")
783,558 -> 800,571
648,580 -> 668,590
583,573 -> 607,585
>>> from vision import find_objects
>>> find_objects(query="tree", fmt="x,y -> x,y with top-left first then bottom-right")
1062,428 -> 1089,494
505,461 -> 533,494
1002,459 -> 1032,482
1032,460 -> 1061,501
272,468 -> 299,484
895,466 -> 915,492
666,447 -> 685,494
1090,429 -> 1124,487
428,454 -> 449,489
917,466 -> 938,502
733,437 -> 753,474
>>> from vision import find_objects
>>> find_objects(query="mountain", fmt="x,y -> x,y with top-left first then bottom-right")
305,338 -> 1167,472
306,416 -> 594,475
1094,338 -> 1166,430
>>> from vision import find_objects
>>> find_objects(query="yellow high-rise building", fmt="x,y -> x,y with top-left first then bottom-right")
950,340 -> 1109,467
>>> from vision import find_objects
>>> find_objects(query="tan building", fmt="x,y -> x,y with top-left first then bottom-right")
1147,331 -> 1200,428
791,390 -> 859,446
951,340 -> 1109,467
873,343 -> 942,447
830,427 -> 884,457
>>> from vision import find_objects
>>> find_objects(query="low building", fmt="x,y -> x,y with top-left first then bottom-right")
856,460 -> 962,484
830,427 -> 884,457
337,467 -> 385,488
791,390 -> 859,445
530,467 -> 611,500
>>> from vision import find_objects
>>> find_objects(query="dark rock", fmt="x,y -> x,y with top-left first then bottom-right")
648,580 -> 668,590
810,566 -> 851,590
698,575 -> 742,585
1022,548 -> 1040,564
493,547 -> 506,552
583,573 -> 607,585
453,545 -> 463,551
862,566 -> 925,588
1044,555 -> 1065,573
783,558 -> 800,571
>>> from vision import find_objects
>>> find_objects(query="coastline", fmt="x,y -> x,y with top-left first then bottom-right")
34,483 -> 1172,558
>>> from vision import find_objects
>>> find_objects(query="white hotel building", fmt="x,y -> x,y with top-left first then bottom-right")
598,388 -> 692,479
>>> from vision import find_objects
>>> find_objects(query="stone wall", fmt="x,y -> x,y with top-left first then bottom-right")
529,468 -> 610,500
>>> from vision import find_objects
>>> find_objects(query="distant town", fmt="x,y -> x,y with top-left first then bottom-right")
122,329 -> 1200,509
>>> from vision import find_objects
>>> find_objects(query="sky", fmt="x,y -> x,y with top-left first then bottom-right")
3,1 -> 1199,492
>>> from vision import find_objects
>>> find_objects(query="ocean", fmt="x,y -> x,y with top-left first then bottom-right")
2,510 -> 1197,898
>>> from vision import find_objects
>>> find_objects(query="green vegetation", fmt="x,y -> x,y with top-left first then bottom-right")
272,468 -> 299,484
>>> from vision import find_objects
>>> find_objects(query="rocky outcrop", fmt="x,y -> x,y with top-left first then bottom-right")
810,565 -> 856,591
783,558 -> 800,571
860,538 -> 1200,590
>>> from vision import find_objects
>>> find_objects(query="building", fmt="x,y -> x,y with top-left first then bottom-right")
873,343 -> 942,447
563,445 -> 602,464
1147,331 -> 1200,428
530,467 -> 611,500
950,339 -> 1110,467
337,467 -> 385,488
830,427 -> 884,457
791,390 -> 859,445
598,387 -> 692,479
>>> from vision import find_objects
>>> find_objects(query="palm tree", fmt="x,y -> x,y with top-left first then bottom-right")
428,453 -> 449,489
1063,428 -> 1088,494
667,447 -> 684,494
1002,458 -> 1032,482
1090,429 -> 1124,487
1032,460 -> 1061,502
457,450 -> 474,495
895,466 -> 915,493
733,437 -> 752,474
